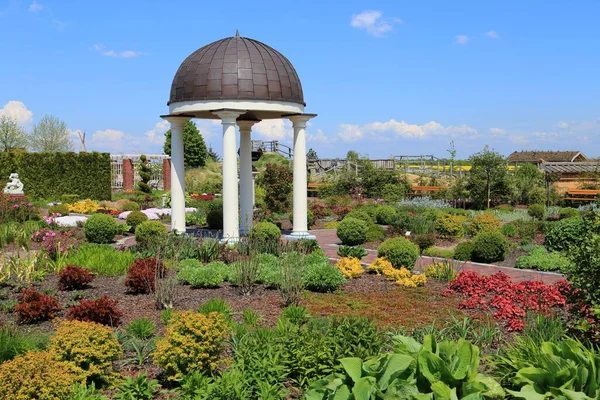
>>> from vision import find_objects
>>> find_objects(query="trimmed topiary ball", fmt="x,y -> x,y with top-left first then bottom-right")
135,220 -> 168,250
250,221 -> 281,243
470,213 -> 501,235
377,237 -> 419,270
344,210 -> 374,225
453,241 -> 474,261
558,207 -> 580,220
84,214 -> 119,244
337,217 -> 368,246
126,210 -> 148,232
471,231 -> 509,263
375,205 -> 398,225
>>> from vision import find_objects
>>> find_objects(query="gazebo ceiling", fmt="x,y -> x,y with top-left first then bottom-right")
168,33 -> 305,120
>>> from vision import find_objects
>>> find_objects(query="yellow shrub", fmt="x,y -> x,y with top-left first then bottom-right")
335,257 -> 364,278
396,271 -> 427,287
68,199 -> 100,214
0,350 -> 85,400
49,320 -> 122,382
154,311 -> 230,381
471,213 -> 500,234
323,221 -> 339,230
410,274 -> 427,286
396,267 -> 413,279
424,262 -> 457,281
368,258 -> 410,280
396,277 -> 417,288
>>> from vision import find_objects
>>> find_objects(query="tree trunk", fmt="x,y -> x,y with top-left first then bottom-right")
487,174 -> 491,209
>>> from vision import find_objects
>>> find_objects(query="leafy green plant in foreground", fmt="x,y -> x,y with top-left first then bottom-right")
63,243 -> 135,276
306,334 -> 504,399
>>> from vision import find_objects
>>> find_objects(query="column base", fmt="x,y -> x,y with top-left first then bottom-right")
219,237 -> 239,245
285,232 -> 316,241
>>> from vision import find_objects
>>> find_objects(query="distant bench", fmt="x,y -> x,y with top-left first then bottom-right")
564,189 -> 599,202
411,186 -> 443,196
307,183 -> 324,196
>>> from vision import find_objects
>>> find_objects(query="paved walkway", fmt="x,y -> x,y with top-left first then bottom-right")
310,229 -> 564,285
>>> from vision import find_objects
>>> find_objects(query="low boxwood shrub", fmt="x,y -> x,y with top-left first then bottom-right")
153,311 -> 230,381
58,265 -> 94,291
344,210 -> 374,224
206,201 -> 223,229
527,203 -> 545,220
365,223 -> 386,242
303,255 -> 346,292
66,295 -> 123,326
470,213 -> 501,235
377,237 -> 419,270
0,350 -> 85,400
125,210 -> 148,232
249,221 -> 281,243
422,246 -> 455,259
125,257 -> 166,293
375,205 -> 397,225
49,319 -> 122,383
122,202 -> 140,212
544,217 -> 585,252
413,233 -> 436,253
453,241 -> 474,261
135,221 -> 168,250
15,288 -> 60,324
471,231 -> 509,263
515,246 -> 573,272
48,203 -> 70,216
558,207 -> 580,220
84,214 -> 119,244
435,213 -> 466,239
177,261 -> 226,288
336,217 -> 368,246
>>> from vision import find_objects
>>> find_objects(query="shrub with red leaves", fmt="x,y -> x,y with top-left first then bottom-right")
309,202 -> 331,219
66,295 -> 123,326
333,205 -> 352,220
444,270 -> 566,332
124,257 -> 166,294
58,265 -> 94,291
15,288 -> 61,323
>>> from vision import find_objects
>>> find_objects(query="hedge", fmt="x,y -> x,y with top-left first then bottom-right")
0,152 -> 111,200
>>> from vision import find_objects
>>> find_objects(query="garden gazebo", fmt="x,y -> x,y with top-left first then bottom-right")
162,32 -> 316,242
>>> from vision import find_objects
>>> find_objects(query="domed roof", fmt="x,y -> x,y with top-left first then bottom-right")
169,34 -> 304,106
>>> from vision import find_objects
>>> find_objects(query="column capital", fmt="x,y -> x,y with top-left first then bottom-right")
160,114 -> 193,126
284,113 -> 317,128
212,109 -> 246,124
237,119 -> 260,132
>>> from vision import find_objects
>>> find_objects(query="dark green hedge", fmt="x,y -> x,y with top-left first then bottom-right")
0,152 -> 111,200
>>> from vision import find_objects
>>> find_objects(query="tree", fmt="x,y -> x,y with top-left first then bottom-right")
514,163 -> 544,205
137,154 -> 152,194
29,115 -> 73,152
0,115 -> 27,152
467,145 -> 509,209
257,163 -> 292,213
447,141 -> 457,178
207,146 -> 220,162
163,121 -> 207,169
307,148 -> 318,161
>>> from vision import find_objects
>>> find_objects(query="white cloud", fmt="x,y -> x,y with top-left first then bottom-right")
337,119 -> 477,142
0,100 -> 33,125
509,135 -> 529,144
28,1 -> 43,12
93,44 -> 141,59
92,129 -> 125,142
308,129 -> 337,144
145,121 -> 170,144
490,127 -> 506,136
350,10 -> 402,37
557,121 -> 569,129
455,35 -> 469,45
254,119 -> 292,140
484,30 -> 499,39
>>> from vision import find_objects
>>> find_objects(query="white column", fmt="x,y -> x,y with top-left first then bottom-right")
162,116 -> 190,234
213,110 -> 245,242
237,120 -> 258,235
287,114 -> 316,239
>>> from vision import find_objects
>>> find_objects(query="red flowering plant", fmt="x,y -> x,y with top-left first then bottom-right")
443,270 -> 567,332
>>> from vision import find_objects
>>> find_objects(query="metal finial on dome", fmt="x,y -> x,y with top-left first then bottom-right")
235,29 -> 240,38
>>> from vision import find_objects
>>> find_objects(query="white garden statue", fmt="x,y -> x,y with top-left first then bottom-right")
3,173 -> 24,195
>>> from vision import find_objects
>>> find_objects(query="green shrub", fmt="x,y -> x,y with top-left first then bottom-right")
125,211 -> 148,232
377,237 -> 419,270
515,246 -> 572,272
453,241 -> 474,261
344,210 -> 373,224
121,202 -> 140,212
249,221 -> 281,243
375,205 -> 397,225
558,207 -> 580,220
413,233 -> 436,253
501,222 -> 518,238
422,247 -> 455,258
197,298 -> 232,319
337,245 -> 368,259
435,213 -> 466,239
84,214 -> 119,244
177,261 -> 226,288
527,203 -> 545,220
0,326 -> 48,363
471,231 -> 509,263
336,217 -> 368,246
134,221 -> 168,250
63,244 -> 135,276
0,152 -> 111,200
114,373 -> 158,400
206,203 -> 223,230
470,213 -> 501,234
365,223 -> 385,242
544,217 -> 585,252
48,203 -> 70,216
60,194 -> 79,204
125,318 -> 156,340
303,261 -> 346,293
256,253 -> 280,288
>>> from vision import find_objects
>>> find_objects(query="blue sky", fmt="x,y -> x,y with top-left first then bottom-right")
1,0 -> 599,159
